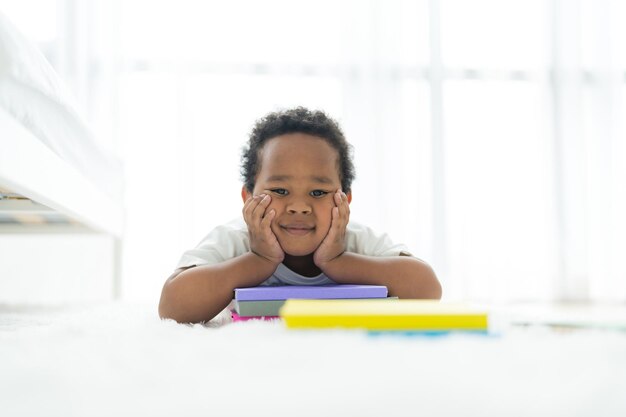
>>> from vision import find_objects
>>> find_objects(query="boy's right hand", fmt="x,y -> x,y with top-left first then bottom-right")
243,194 -> 284,265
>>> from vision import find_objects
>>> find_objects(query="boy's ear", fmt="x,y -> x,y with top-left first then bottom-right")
241,186 -> 251,203
347,191 -> 352,204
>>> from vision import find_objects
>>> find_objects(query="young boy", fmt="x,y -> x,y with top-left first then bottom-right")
159,107 -> 441,323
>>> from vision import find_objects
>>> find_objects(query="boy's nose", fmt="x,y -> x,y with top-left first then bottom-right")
286,201 -> 312,215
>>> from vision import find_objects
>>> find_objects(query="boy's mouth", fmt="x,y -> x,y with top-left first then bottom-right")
280,223 -> 315,236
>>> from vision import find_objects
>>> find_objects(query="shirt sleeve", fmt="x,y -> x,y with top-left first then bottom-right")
175,218 -> 250,269
345,221 -> 412,257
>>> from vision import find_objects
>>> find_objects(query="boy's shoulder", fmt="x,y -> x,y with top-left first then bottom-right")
194,217 -> 248,249
346,220 -> 379,234
345,220 -> 388,241
219,216 -> 247,232
345,221 -> 410,257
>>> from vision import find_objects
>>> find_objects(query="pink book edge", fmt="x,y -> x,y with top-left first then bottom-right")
231,312 -> 280,322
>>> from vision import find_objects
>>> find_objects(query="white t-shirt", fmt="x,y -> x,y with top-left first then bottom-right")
176,217 -> 410,286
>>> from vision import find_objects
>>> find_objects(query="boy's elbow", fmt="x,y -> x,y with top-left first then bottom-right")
158,277 -> 190,323
425,272 -> 442,300
420,263 -> 442,300
158,267 -> 194,322
158,281 -> 177,320
158,270 -> 224,324
410,259 -> 442,300
159,285 -> 195,323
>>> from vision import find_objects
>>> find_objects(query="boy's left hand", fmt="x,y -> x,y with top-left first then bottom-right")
313,189 -> 350,270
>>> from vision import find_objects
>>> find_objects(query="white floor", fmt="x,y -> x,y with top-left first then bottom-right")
1,302 -> 625,417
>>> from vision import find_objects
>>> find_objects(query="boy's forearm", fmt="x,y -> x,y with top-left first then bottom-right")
158,253 -> 278,323
321,253 -> 442,299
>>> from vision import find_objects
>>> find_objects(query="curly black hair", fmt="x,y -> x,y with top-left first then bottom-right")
241,107 -> 355,193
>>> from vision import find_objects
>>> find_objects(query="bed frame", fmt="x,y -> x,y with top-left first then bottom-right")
0,107 -> 123,235
0,107 -> 123,297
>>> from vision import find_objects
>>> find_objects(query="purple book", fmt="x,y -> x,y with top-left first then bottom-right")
234,284 -> 388,301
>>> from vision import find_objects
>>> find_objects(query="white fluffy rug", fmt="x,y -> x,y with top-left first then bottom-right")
1,302 -> 625,417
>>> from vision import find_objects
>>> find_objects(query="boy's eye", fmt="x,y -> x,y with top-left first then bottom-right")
271,188 -> 288,196
310,190 -> 328,198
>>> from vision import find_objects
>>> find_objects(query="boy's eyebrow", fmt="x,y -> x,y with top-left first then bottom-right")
310,176 -> 334,184
266,175 -> 334,184
266,175 -> 291,183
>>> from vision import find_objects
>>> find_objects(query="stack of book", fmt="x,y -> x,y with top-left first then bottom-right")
231,284 -> 389,322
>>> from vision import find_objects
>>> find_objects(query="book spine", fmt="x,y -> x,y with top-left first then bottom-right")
283,314 -> 488,331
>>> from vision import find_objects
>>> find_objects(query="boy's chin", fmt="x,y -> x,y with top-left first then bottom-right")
281,244 -> 320,258
277,237 -> 324,258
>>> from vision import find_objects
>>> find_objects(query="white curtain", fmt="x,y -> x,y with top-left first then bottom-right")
4,0 -> 624,303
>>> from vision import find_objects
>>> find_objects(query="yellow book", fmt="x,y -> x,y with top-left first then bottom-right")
280,299 -> 488,331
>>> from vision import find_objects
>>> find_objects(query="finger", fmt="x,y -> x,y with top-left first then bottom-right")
243,194 -> 265,224
242,196 -> 254,221
260,208 -> 275,231
341,191 -> 350,218
334,190 -> 349,223
333,189 -> 342,209
242,195 -> 255,215
328,206 -> 340,235
242,195 -> 259,221
251,194 -> 271,220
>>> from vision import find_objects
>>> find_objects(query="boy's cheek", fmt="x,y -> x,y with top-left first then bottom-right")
320,199 -> 335,211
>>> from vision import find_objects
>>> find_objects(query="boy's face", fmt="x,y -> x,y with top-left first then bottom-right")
242,133 -> 351,257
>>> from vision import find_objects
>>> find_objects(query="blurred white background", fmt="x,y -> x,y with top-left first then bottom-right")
1,0 -> 625,304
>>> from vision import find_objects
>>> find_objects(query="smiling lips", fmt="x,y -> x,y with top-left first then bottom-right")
280,223 -> 315,236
